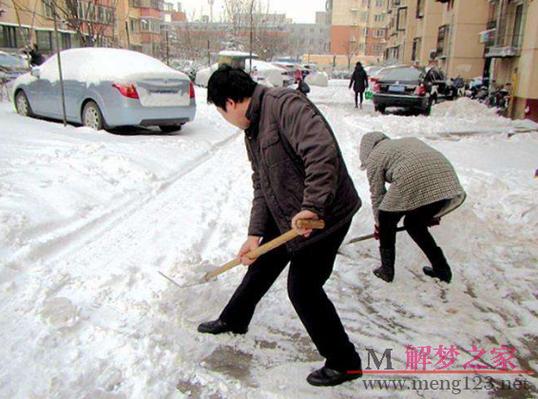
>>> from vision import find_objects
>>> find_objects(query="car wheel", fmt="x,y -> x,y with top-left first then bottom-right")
82,101 -> 105,131
159,125 -> 182,133
375,105 -> 386,114
15,90 -> 33,117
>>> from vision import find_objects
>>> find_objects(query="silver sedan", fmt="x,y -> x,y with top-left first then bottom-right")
12,48 -> 196,132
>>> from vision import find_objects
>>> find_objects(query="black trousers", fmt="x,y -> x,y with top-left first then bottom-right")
219,218 -> 361,371
378,199 -> 448,263
354,90 -> 364,107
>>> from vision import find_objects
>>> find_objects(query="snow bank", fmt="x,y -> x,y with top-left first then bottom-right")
195,60 -> 287,88
305,72 -> 329,87
431,96 -> 498,118
195,64 -> 217,87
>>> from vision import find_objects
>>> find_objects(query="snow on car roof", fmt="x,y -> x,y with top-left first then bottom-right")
39,48 -> 186,84
218,50 -> 259,58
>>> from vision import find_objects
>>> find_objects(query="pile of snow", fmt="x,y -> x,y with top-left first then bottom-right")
35,48 -> 187,85
195,59 -> 287,88
195,64 -> 217,87
305,71 -> 329,87
431,96 -> 498,118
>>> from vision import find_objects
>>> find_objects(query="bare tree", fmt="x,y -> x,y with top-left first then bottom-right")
222,0 -> 288,60
49,0 -> 117,47
343,34 -> 359,70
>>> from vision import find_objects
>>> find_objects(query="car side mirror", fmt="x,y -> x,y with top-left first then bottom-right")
31,67 -> 40,78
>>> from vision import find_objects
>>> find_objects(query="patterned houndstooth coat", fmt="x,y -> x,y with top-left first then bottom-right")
360,132 -> 466,223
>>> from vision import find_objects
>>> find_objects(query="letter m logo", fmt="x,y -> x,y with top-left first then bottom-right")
365,348 -> 394,370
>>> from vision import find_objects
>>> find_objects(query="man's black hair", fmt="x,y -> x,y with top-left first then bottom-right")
207,64 -> 257,110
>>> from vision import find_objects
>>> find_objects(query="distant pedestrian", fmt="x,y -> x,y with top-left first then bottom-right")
294,67 -> 303,84
297,78 -> 310,96
29,44 -> 45,66
349,62 -> 368,109
360,132 -> 466,284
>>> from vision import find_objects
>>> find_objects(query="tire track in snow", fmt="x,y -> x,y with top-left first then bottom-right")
3,130 -> 242,270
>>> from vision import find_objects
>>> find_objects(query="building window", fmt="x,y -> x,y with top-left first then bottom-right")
416,0 -> 424,18
130,18 -> 140,33
85,3 -> 96,21
436,24 -> 449,57
512,3 -> 524,48
42,0 -> 54,18
376,0 -> 384,7
0,26 -> 17,48
36,30 -> 52,51
412,37 -> 421,61
15,28 -> 30,47
375,14 -> 385,22
61,32 -> 71,49
397,7 -> 407,31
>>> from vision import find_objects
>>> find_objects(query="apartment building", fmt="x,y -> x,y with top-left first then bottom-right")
1,0 -> 114,54
384,0 -> 416,63
412,0 -> 443,64
330,0 -> 387,59
384,0 -> 537,121
385,0 -> 489,79
434,0 -> 490,78
485,0 -> 537,121
288,11 -> 331,57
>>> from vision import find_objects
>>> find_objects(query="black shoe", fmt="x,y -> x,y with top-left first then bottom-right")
307,366 -> 362,387
423,266 -> 452,283
423,247 -> 452,283
197,319 -> 247,335
373,247 -> 395,282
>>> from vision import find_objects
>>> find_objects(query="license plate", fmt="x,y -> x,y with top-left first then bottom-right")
389,84 -> 405,93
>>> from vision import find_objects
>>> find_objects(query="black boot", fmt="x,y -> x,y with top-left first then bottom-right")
197,319 -> 247,335
307,366 -> 362,386
423,247 -> 452,283
373,247 -> 395,282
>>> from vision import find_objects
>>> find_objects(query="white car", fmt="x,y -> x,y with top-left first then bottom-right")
12,48 -> 196,132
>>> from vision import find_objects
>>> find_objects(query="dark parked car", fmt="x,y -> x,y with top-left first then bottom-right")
372,65 -> 447,115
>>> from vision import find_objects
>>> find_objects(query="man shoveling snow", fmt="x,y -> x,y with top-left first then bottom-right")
197,65 -> 363,387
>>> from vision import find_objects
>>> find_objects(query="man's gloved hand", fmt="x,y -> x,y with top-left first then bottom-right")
374,225 -> 380,240
427,217 -> 441,227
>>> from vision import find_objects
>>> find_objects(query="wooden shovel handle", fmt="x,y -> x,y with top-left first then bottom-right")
202,219 -> 325,282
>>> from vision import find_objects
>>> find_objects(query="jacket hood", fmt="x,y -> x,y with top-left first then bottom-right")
359,131 -> 390,168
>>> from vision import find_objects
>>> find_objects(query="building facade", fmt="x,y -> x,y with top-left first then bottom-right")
330,0 -> 387,59
287,12 -> 331,58
383,0 -> 537,121
1,0 -> 114,55
485,0 -> 538,121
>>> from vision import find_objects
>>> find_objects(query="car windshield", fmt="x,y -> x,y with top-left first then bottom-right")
379,67 -> 424,81
0,53 -> 26,68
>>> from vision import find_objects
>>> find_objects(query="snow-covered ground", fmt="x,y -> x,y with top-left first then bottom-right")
1,82 -> 537,398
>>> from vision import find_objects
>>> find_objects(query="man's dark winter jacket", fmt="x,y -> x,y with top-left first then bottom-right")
244,85 -> 361,251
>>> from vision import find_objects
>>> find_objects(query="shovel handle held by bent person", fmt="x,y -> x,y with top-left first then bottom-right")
202,219 -> 325,282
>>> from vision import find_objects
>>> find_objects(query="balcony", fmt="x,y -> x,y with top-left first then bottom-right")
485,46 -> 520,58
